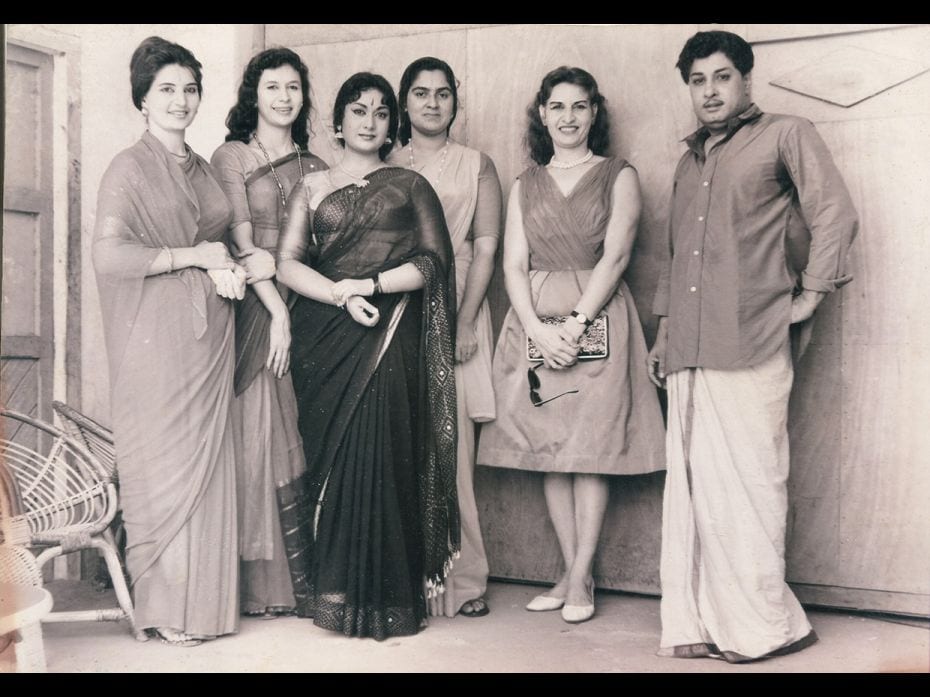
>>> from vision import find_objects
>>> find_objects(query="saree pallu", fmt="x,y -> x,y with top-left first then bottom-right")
93,132 -> 238,637
659,339 -> 817,662
280,167 -> 458,640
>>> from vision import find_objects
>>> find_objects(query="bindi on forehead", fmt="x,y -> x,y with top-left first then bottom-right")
354,90 -> 387,108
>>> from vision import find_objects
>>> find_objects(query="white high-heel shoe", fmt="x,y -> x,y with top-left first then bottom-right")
561,580 -> 595,623
525,594 -> 565,612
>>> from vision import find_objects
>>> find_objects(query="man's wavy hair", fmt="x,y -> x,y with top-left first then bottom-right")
675,30 -> 754,83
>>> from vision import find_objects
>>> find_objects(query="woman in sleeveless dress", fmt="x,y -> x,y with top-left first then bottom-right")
276,73 -> 458,640
211,48 -> 328,618
477,67 -> 665,624
389,56 -> 501,619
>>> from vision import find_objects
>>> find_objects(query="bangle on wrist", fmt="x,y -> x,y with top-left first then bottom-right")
371,275 -> 381,296
163,246 -> 174,273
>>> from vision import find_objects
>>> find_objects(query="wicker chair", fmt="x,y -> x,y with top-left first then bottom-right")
0,409 -> 140,639
1,466 -> 53,672
50,401 -> 128,577
51,402 -> 116,481
0,545 -> 54,672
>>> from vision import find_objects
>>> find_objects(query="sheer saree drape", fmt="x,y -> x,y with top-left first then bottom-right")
277,167 -> 458,639
92,132 -> 238,636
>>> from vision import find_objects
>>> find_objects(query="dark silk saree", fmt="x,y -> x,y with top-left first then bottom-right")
277,167 -> 459,640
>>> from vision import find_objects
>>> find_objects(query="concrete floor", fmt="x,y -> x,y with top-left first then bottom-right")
33,579 -> 929,673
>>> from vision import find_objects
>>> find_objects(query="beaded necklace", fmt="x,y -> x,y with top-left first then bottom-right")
408,138 -> 451,185
253,135 -> 306,207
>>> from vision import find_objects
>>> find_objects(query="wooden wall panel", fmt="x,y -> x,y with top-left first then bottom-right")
752,25 -> 930,124
268,24 -> 496,48
744,24 -> 911,43
786,298 -> 843,585
833,116 -> 930,594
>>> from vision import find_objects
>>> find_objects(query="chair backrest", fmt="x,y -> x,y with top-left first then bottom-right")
0,544 -> 43,586
0,410 -> 118,544
0,463 -> 30,546
51,401 -> 117,479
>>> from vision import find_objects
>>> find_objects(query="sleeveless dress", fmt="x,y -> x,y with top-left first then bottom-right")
477,157 -> 665,475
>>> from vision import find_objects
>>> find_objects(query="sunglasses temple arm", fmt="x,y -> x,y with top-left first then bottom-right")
534,389 -> 580,406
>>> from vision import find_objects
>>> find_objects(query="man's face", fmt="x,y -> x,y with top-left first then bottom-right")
687,51 -> 752,134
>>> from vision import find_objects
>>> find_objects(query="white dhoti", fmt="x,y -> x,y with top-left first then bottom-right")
659,340 -> 816,662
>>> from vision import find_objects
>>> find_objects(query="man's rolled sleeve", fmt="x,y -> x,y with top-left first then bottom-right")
801,270 -> 854,293
782,118 -> 859,295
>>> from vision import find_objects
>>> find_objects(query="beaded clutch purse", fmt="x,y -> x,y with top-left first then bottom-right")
527,314 -> 609,361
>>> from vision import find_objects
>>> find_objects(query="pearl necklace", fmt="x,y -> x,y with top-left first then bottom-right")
548,149 -> 594,169
253,135 -> 306,208
408,139 -> 450,185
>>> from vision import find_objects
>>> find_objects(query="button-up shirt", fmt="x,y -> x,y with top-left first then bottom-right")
653,104 -> 858,373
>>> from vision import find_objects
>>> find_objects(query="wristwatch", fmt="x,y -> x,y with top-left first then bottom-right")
570,310 -> 593,327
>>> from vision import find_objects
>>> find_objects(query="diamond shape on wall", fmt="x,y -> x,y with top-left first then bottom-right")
769,45 -> 930,107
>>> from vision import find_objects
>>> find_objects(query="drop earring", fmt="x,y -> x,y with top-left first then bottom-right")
385,137 -> 392,144
335,127 -> 344,140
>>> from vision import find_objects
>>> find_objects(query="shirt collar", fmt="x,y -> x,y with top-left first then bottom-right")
683,103 -> 763,156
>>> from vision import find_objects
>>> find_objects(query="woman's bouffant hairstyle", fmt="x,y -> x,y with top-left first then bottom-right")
675,30 -> 754,83
130,36 -> 203,111
397,56 -> 459,146
224,48 -> 312,148
525,66 -> 610,166
332,72 -> 399,161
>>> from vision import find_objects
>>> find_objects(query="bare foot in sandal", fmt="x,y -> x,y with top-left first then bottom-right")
153,627 -> 203,647
458,597 -> 490,618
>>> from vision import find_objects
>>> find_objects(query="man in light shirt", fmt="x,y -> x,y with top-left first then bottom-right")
648,29 -> 859,662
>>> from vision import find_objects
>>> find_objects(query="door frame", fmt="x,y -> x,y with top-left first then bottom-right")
5,25 -> 83,579
5,26 -> 82,421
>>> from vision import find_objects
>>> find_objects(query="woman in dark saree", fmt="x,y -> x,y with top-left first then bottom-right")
276,72 -> 459,640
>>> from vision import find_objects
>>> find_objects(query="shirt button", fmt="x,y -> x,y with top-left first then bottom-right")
702,181 -> 709,187
693,250 -> 700,256
698,216 -> 704,222
690,286 -> 697,292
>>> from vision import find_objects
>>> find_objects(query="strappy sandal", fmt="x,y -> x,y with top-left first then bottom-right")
153,627 -> 203,647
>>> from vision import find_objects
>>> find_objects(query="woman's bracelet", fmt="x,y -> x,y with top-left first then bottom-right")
163,246 -> 174,273
378,272 -> 392,295
371,274 -> 382,296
